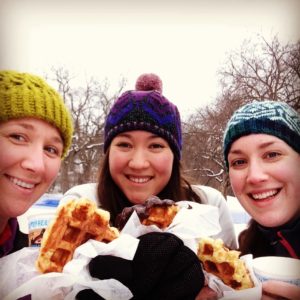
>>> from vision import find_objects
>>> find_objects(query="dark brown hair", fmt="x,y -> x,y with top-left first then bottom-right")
97,151 -> 203,225
238,219 -> 273,257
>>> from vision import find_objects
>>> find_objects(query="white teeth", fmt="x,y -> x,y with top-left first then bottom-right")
252,190 -> 277,200
10,177 -> 35,189
129,176 -> 150,183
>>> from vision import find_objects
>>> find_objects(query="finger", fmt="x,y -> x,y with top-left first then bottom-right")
261,291 -> 282,300
75,289 -> 105,300
263,280 -> 300,300
89,255 -> 133,286
195,286 -> 218,300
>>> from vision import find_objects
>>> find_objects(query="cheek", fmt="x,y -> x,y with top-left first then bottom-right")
229,171 -> 244,195
108,151 -> 126,178
0,147 -> 20,171
281,157 -> 300,178
273,157 -> 300,189
0,155 -> 7,173
280,160 -> 300,198
45,159 -> 61,184
154,154 -> 173,176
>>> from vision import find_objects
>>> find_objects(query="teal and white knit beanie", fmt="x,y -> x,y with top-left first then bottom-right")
223,100 -> 300,169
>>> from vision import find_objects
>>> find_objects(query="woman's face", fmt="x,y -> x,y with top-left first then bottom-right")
0,118 -> 63,219
228,134 -> 300,227
109,130 -> 174,204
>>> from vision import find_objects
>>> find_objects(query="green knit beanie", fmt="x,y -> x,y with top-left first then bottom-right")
0,70 -> 73,158
223,100 -> 300,169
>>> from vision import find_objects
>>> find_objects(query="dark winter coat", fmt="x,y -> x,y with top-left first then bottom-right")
0,218 -> 28,258
239,217 -> 300,259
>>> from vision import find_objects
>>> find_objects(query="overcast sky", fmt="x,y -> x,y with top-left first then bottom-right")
1,0 -> 299,118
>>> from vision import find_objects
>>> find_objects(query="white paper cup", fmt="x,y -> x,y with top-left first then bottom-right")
253,256 -> 300,287
27,212 -> 55,247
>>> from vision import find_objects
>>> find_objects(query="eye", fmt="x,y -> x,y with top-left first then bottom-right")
44,145 -> 61,157
9,133 -> 26,142
149,143 -> 164,149
116,142 -> 132,148
265,151 -> 281,159
230,159 -> 247,168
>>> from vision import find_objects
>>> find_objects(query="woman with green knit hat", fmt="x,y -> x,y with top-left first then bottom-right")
0,70 -> 73,257
223,100 -> 300,299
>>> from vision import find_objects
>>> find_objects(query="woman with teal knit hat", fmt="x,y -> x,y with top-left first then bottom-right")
223,100 -> 300,299
0,70 -> 73,257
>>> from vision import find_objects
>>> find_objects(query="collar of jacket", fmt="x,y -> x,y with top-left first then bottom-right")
258,217 -> 300,257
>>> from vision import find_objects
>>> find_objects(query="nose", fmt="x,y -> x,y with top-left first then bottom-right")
128,149 -> 150,169
21,146 -> 46,174
246,159 -> 268,184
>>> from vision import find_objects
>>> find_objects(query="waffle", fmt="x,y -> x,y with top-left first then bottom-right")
116,196 -> 180,230
36,198 -> 119,273
197,237 -> 254,290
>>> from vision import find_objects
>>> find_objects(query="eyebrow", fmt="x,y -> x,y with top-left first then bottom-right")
117,132 -> 160,139
15,122 -> 63,144
16,122 -> 34,130
229,141 -> 277,155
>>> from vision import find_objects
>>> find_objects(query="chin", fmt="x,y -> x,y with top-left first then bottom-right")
11,209 -> 27,218
257,217 -> 286,228
130,201 -> 145,206
126,196 -> 146,205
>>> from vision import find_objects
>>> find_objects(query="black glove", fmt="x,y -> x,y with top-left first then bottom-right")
76,289 -> 105,300
76,232 -> 204,300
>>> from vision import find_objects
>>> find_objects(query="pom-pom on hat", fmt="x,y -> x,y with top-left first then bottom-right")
135,73 -> 163,93
104,73 -> 182,158
0,70 -> 73,158
223,100 -> 300,169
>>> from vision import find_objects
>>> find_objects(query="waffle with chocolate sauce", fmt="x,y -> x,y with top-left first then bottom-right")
116,196 -> 179,230
36,198 -> 119,273
197,237 -> 254,290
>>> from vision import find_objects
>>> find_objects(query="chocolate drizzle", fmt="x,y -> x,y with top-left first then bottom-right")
116,196 -> 176,230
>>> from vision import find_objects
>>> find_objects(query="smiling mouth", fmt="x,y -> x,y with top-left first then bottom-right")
8,175 -> 35,189
127,176 -> 152,184
250,189 -> 280,201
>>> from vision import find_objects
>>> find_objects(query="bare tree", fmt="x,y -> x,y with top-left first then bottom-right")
283,41 -> 300,110
45,35 -> 299,197
48,68 -> 126,193
183,35 -> 299,196
219,35 -> 300,109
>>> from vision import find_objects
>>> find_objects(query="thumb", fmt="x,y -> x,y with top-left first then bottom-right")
263,280 -> 300,300
76,289 -> 105,300
89,255 -> 133,287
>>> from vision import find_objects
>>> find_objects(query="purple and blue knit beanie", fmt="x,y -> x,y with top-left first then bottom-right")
104,73 -> 182,158
223,100 -> 300,169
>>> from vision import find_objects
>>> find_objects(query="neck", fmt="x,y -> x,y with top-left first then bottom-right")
258,215 -> 300,232
0,217 -> 9,235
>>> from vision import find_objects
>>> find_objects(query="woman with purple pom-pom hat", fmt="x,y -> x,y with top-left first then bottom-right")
63,73 -> 236,300
63,73 -> 236,248
102,73 -> 236,247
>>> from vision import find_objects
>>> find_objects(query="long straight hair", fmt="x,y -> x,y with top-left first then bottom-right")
97,151 -> 203,225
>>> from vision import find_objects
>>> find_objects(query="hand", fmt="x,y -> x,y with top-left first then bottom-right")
261,280 -> 300,300
76,232 -> 205,300
195,285 -> 218,300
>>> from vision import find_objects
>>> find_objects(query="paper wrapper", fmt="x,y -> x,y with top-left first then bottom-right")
204,254 -> 262,300
121,201 -> 222,253
119,201 -> 262,299
0,201 -> 222,299
0,234 -> 138,300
